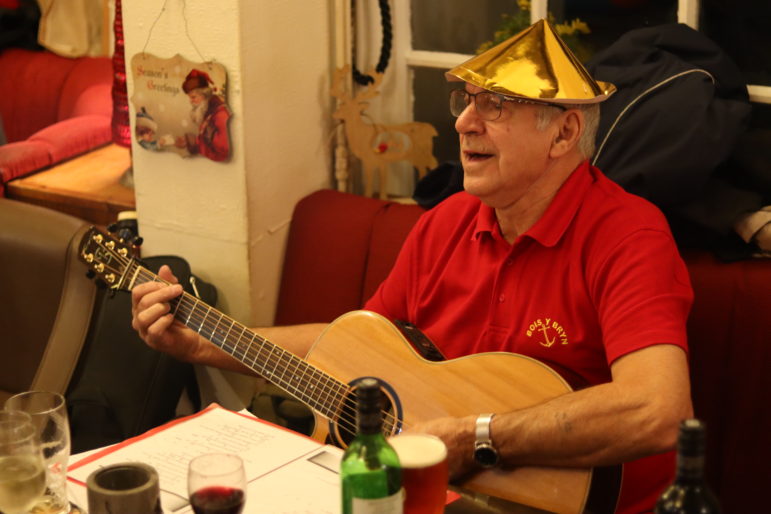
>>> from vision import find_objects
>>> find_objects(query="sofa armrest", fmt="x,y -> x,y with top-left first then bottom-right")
29,115 -> 111,162
0,198 -> 97,401
0,116 -> 111,192
0,140 -> 53,195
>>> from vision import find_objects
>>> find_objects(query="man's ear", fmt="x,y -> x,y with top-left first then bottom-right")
549,110 -> 583,158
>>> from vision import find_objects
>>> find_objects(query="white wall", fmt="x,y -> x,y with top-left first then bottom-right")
240,1 -> 335,325
122,0 -> 333,329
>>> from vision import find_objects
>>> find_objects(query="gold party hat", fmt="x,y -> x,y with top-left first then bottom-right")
446,19 -> 615,104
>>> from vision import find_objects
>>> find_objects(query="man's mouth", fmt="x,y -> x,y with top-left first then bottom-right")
463,150 -> 493,162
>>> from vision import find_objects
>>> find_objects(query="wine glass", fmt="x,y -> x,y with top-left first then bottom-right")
0,411 -> 46,514
4,391 -> 71,514
188,453 -> 246,514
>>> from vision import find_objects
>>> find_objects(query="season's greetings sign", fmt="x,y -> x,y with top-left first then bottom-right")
130,54 -> 232,162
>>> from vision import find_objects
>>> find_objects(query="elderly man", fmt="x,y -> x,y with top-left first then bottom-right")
132,20 -> 692,513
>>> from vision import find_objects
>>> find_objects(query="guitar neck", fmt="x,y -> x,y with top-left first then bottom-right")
127,262 -> 348,419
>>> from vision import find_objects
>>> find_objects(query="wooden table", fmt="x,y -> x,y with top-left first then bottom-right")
6,144 -> 136,226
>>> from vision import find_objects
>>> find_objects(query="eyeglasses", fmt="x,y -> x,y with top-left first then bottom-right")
449,89 -> 565,121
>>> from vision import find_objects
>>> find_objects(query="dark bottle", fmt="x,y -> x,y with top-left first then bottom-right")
340,378 -> 402,514
655,419 -> 721,513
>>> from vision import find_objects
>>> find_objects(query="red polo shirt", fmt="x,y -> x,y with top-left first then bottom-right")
365,161 -> 693,513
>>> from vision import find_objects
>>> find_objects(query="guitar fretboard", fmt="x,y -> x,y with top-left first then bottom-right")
128,262 -> 350,421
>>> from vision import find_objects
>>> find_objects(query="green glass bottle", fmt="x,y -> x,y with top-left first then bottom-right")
655,419 -> 721,514
341,378 -> 403,514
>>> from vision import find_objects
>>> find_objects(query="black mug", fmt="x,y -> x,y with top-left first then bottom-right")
87,463 -> 162,514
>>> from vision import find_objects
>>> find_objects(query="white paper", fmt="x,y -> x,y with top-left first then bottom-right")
242,446 -> 343,513
67,404 -> 339,513
169,446 -> 343,514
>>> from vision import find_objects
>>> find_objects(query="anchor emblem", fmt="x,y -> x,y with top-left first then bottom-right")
539,325 -> 556,348
525,318 -> 570,347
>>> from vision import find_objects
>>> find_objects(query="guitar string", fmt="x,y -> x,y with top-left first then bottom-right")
136,267 -> 350,414
166,290 -> 401,438
84,243 -> 356,427
168,293 -> 370,439
128,257 -> 400,436
84,233 -> 402,436
141,268 -> 402,437
155,279 -> 355,420
131,263 -> 401,432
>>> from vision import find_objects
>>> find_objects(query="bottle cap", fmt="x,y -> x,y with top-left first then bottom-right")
678,418 -> 707,456
356,378 -> 381,412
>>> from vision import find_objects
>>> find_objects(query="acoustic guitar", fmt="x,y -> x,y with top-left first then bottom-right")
78,226 -> 620,514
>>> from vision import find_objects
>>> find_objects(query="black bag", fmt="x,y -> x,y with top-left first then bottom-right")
587,23 -> 752,208
67,256 -> 217,453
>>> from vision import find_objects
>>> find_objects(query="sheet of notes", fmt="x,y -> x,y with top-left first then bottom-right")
67,404 -> 341,513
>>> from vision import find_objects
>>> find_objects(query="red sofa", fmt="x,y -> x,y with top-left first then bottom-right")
275,189 -> 769,513
0,48 -> 113,195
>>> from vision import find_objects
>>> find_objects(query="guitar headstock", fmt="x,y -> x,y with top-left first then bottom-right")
78,226 -> 136,289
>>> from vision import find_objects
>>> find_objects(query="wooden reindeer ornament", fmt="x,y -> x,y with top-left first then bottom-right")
331,66 -> 438,199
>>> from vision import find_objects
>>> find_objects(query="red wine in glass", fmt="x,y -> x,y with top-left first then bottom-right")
188,454 -> 246,514
190,486 -> 245,514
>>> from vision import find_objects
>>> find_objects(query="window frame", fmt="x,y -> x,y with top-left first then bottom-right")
396,0 -> 771,105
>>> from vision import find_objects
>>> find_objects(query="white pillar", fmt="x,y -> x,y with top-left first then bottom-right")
123,0 -> 333,404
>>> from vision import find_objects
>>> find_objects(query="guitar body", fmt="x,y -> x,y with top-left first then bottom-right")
305,310 -> 593,514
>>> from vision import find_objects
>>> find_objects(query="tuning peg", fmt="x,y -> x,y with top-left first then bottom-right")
85,270 -> 96,279
107,222 -> 118,233
132,236 -> 144,247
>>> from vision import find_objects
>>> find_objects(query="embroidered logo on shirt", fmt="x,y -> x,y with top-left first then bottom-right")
525,318 -> 570,347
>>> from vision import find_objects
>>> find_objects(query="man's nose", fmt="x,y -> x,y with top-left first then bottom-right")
455,102 -> 484,134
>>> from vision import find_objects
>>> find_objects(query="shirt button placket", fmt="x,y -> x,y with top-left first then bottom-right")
496,256 -> 515,304
491,248 -> 518,326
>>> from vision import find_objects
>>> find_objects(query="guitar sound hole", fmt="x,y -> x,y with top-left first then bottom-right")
332,381 -> 401,448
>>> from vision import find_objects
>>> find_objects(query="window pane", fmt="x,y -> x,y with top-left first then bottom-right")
552,0 -> 678,62
413,67 -> 460,166
701,0 -> 771,86
411,0 -> 522,54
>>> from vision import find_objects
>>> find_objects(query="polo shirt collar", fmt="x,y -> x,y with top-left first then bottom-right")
473,160 -> 595,246
474,199 -> 499,240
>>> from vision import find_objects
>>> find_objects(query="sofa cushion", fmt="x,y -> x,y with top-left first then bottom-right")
29,115 -> 111,162
684,250 -> 771,512
275,190 -> 388,325
363,202 -> 425,302
0,49 -> 78,142
0,140 -> 52,193
0,49 -> 114,191
58,56 -> 112,120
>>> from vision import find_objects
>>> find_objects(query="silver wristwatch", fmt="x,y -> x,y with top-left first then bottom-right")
473,413 -> 500,468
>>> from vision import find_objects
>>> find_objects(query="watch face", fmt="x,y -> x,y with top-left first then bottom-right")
474,445 -> 499,467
